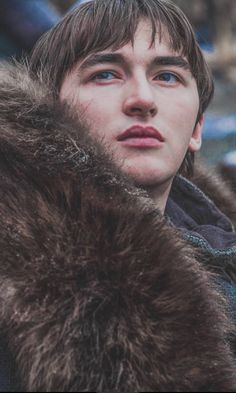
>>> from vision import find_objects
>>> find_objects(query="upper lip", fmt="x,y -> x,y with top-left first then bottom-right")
117,125 -> 165,142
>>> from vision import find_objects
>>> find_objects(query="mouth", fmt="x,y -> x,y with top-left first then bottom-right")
117,125 -> 165,148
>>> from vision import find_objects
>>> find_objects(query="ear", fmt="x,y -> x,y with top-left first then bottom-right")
188,115 -> 204,153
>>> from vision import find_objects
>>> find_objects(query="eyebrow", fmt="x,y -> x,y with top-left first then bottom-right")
79,53 -> 191,72
79,53 -> 127,70
152,56 -> 190,70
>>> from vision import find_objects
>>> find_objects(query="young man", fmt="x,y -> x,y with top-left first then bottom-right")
0,0 -> 235,391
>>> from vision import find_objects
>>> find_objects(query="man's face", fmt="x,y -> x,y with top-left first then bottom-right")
60,21 -> 203,191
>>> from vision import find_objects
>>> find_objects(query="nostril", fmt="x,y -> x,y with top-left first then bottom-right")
150,107 -> 158,116
131,107 -> 143,114
129,106 -> 157,117
123,98 -> 158,117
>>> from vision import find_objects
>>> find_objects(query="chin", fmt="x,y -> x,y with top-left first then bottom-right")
124,166 -> 171,188
115,155 -> 175,188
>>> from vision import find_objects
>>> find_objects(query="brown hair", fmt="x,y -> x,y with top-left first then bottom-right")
29,0 -> 214,177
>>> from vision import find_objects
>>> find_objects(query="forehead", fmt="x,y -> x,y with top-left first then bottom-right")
117,22 -> 178,63
79,20 -> 185,68
132,20 -> 173,49
77,20 -> 190,72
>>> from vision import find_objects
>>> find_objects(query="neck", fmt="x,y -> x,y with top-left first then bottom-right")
143,180 -> 173,214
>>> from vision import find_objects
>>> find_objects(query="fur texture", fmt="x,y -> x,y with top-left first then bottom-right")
0,62 -> 235,392
192,161 -> 236,228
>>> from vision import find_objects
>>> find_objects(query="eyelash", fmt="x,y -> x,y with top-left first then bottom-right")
90,70 -> 182,84
91,71 -> 119,81
155,72 -> 181,83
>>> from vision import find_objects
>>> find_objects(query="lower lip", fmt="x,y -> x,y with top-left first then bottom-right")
119,137 -> 164,148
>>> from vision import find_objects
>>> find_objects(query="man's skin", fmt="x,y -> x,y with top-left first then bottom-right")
60,20 -> 203,213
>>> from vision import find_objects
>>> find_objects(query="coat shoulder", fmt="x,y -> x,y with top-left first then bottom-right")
192,161 -> 236,227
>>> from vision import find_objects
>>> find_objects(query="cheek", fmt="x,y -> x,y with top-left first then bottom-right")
60,78 -> 121,145
78,88 -> 118,121
79,98 -> 113,134
162,96 -> 199,163
76,96 -> 119,146
167,95 -> 199,136
63,88 -> 114,133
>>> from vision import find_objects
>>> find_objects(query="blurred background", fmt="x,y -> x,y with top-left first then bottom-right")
0,0 -> 236,183
175,0 -> 236,187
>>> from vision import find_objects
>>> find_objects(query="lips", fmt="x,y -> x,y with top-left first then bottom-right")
117,126 -> 164,143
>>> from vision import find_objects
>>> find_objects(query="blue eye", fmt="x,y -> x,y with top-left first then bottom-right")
92,71 -> 116,81
157,72 -> 179,84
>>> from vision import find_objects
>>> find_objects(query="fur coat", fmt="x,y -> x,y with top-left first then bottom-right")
0,62 -> 235,392
191,162 -> 236,229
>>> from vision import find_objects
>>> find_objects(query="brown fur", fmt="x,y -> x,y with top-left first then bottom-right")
0,62 -> 235,391
192,161 -> 236,228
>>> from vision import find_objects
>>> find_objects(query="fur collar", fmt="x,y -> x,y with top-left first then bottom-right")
191,161 -> 236,228
0,62 -> 235,391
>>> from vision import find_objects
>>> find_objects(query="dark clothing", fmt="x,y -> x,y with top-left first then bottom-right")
166,175 -> 236,320
0,62 -> 235,391
167,175 -> 236,250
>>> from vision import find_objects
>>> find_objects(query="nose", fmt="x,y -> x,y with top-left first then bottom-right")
123,76 -> 158,118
